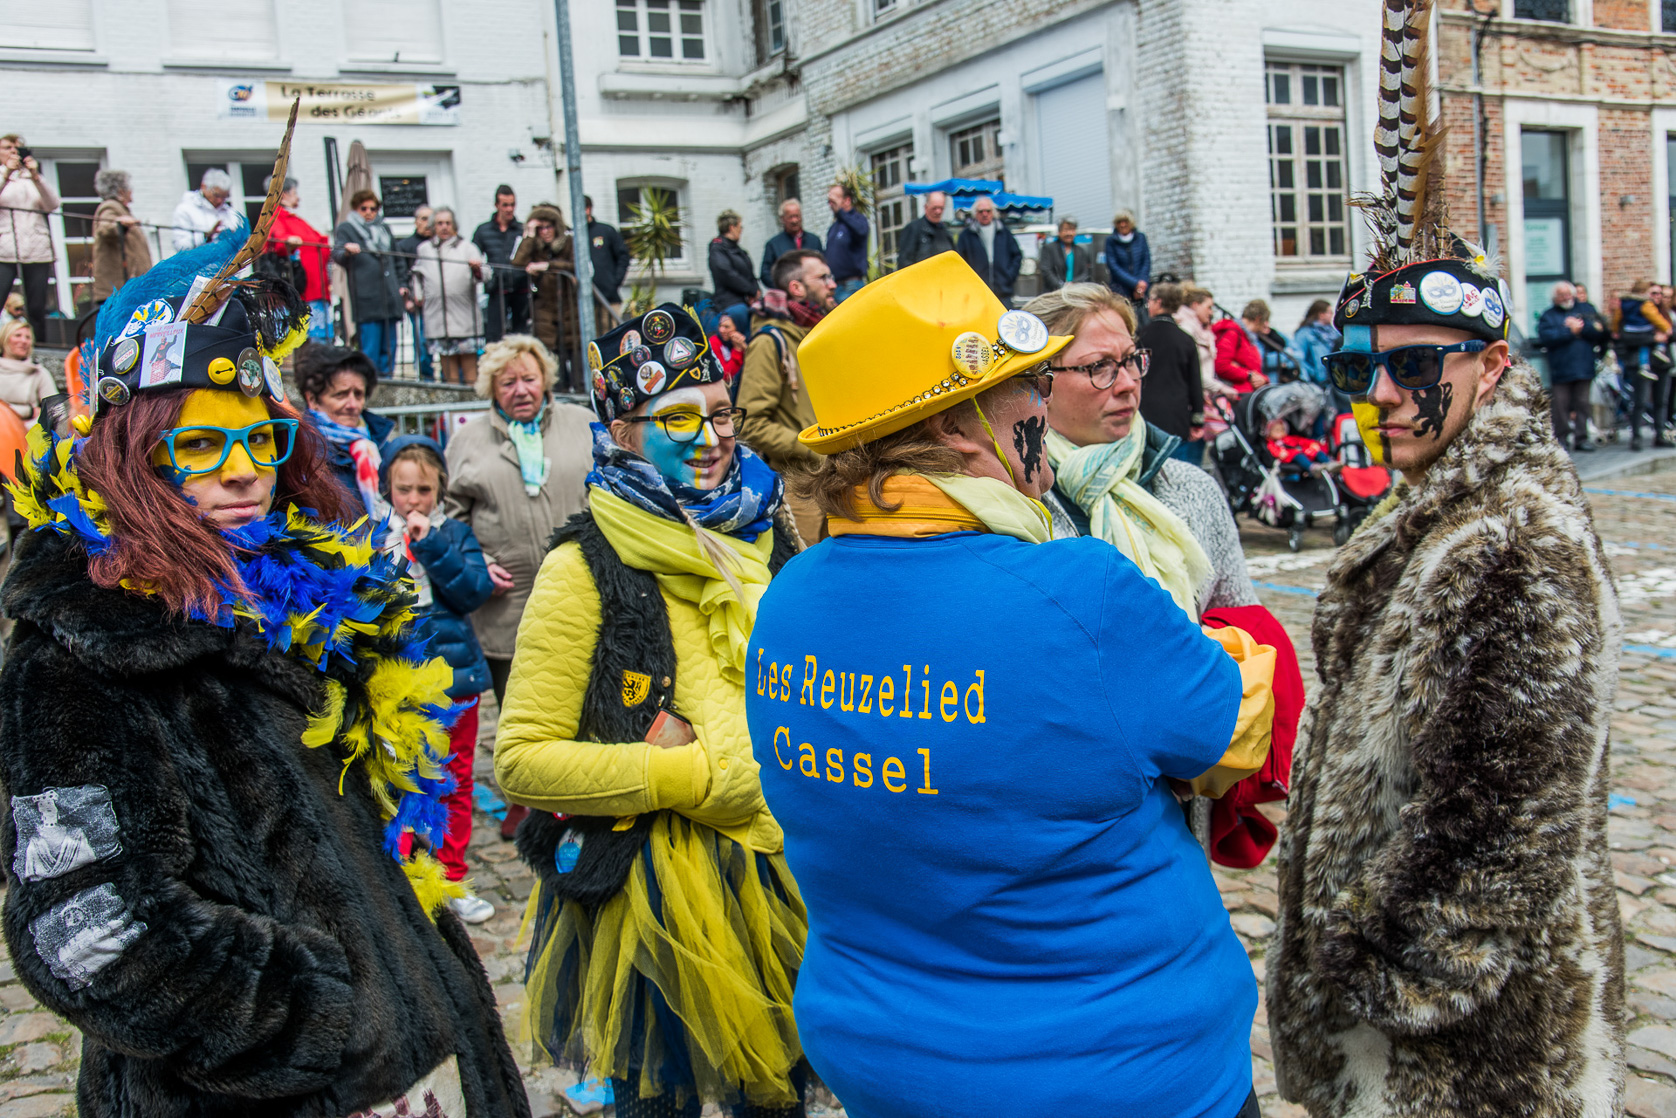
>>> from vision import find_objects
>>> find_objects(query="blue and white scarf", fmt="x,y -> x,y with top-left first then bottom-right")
585,422 -> 783,542
308,409 -> 387,524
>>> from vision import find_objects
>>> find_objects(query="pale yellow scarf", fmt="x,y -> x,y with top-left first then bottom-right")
1045,426 -> 1211,614
589,489 -> 773,684
826,473 -> 1053,544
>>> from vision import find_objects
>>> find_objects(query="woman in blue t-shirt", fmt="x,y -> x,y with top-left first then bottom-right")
746,253 -> 1276,1118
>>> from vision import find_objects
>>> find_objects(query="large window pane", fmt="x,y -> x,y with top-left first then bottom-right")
1513,0 -> 1570,20
1267,62 -> 1350,264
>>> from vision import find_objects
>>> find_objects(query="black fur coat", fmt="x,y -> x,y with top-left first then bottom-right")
1268,364 -> 1625,1117
0,529 -> 530,1118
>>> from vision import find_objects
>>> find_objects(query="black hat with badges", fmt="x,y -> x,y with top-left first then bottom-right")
78,100 -> 308,430
586,303 -> 725,422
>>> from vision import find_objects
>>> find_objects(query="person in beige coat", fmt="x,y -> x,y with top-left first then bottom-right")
91,170 -> 151,305
445,334 -> 593,696
736,248 -> 837,543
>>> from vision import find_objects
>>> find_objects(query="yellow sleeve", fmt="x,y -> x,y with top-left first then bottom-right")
493,543 -> 712,816
1188,624 -> 1277,799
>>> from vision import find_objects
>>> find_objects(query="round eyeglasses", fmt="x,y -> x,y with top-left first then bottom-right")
1048,349 -> 1151,389
157,419 -> 299,476
624,406 -> 747,444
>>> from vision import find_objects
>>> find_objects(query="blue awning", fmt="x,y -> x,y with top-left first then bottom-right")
904,178 -> 1053,213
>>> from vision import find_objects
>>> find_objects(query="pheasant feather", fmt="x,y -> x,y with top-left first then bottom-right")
1359,0 -> 1450,272
182,97 -> 301,325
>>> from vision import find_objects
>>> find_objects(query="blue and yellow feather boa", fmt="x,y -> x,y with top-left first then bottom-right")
9,424 -> 467,918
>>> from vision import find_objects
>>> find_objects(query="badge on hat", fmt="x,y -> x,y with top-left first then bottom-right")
587,342 -> 604,371
997,310 -> 1048,354
1459,282 -> 1484,318
619,330 -> 642,356
636,362 -> 668,395
643,310 -> 676,345
96,376 -> 130,406
1482,285 -> 1506,329
629,346 -> 651,368
1419,270 -> 1464,315
119,299 -> 174,341
111,336 -> 140,374
951,331 -> 996,377
665,336 -> 698,370
1389,282 -> 1417,305
262,355 -> 284,401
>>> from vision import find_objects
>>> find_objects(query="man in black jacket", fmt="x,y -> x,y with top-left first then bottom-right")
896,191 -> 955,270
395,205 -> 435,381
472,185 -> 527,342
584,195 -> 630,312
708,210 -> 759,309
1136,283 -> 1206,462
759,199 -> 823,289
955,195 -> 1023,302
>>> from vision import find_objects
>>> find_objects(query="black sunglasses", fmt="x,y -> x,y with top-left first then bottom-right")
1323,341 -> 1489,396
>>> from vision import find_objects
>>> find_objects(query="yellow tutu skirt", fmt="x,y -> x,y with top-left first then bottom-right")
522,812 -> 807,1108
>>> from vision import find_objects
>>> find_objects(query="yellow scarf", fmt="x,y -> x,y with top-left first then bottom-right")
1045,427 -> 1211,614
589,488 -> 774,684
826,473 -> 1054,544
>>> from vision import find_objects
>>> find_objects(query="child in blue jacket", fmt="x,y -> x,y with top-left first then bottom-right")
380,434 -> 498,924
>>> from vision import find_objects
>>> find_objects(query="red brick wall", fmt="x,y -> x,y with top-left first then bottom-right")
1599,108 -> 1657,295
1595,0 -> 1651,32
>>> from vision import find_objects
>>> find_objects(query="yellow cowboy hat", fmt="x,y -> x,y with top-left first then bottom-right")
796,251 -> 1072,453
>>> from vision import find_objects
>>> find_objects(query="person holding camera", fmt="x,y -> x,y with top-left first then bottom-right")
0,134 -> 59,342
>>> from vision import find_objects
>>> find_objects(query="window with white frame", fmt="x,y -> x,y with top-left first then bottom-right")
949,119 -> 1003,183
871,144 -> 914,271
1266,61 -> 1350,262
344,0 -> 443,65
167,0 -> 278,60
616,181 -> 689,266
617,0 -> 707,61
874,0 -> 901,18
0,1 -> 95,50
753,0 -> 785,61
46,158 -> 102,318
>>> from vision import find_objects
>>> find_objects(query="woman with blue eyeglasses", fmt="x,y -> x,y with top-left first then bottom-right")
0,217 -> 531,1111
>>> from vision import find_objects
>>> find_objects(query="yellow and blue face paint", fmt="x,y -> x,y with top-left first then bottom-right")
642,387 -> 715,488
1341,325 -> 1388,465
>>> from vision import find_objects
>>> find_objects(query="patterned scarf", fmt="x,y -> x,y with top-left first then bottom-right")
750,288 -> 828,331
584,422 -> 782,542
309,410 -> 386,522
500,404 -> 549,496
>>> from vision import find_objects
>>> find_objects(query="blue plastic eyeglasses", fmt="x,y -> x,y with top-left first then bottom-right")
156,419 -> 300,476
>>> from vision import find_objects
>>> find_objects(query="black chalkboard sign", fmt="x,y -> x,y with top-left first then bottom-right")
380,176 -> 429,218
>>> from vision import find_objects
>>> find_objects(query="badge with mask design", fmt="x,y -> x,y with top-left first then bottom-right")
997,310 -> 1049,354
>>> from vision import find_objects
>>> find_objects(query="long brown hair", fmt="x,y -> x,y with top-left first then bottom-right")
74,388 -> 356,615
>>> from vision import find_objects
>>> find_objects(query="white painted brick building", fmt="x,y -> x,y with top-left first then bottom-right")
5,0 -> 1385,329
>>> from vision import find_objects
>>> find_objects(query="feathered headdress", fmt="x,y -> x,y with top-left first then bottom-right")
1335,0 -> 1509,341
79,98 -> 308,427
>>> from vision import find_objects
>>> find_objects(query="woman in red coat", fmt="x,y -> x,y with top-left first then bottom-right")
1211,315 -> 1266,393
264,175 -> 333,340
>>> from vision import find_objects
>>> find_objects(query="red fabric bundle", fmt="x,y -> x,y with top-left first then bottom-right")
1201,604 -> 1303,868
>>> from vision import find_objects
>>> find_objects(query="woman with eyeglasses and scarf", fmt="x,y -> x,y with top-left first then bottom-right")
495,304 -> 808,1116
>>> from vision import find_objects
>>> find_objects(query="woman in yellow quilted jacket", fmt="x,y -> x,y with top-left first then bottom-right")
495,303 -> 808,1117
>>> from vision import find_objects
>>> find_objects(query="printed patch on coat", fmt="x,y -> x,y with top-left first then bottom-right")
30,882 -> 147,990
622,670 -> 652,707
348,1055 -> 466,1118
12,785 -> 122,883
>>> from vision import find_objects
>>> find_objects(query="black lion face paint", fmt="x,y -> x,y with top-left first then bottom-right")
1012,416 -> 1047,483
1412,381 -> 1453,441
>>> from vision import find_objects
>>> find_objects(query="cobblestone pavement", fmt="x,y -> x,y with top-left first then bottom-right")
0,466 -> 1670,1117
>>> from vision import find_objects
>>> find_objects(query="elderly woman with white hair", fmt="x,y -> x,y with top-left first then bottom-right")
412,206 -> 486,385
445,335 -> 593,770
91,170 -> 151,307
170,167 -> 236,251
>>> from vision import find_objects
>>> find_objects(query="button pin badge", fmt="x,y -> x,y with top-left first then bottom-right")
996,310 -> 1049,354
96,376 -> 131,406
643,310 -> 676,345
236,348 -> 265,397
950,331 -> 996,377
1419,270 -> 1465,315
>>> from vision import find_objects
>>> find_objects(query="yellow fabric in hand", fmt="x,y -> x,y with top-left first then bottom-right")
1189,624 -> 1277,799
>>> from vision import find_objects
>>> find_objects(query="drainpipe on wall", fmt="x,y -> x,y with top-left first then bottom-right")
1468,0 -> 1500,253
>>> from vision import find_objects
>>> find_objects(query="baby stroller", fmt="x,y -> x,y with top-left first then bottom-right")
1211,381 -> 1346,552
1326,411 -> 1395,544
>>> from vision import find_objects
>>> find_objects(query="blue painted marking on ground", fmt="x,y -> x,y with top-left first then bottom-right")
1610,540 -> 1672,551
1253,580 -> 1321,598
1585,487 -> 1676,503
1625,643 -> 1676,660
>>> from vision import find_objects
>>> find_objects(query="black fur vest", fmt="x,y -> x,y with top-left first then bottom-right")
515,508 -> 796,905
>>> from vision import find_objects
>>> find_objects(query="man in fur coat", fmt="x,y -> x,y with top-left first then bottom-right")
1266,255 -> 1627,1116
1267,11 -> 1623,1110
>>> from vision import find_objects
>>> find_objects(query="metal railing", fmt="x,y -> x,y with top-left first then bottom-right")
375,394 -> 595,446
